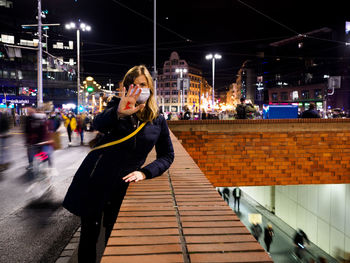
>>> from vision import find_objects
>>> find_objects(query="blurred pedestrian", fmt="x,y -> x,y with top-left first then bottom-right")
24,107 -> 53,171
15,112 -> 20,126
63,65 -> 174,263
301,103 -> 320,118
76,113 -> 87,145
222,187 -> 230,203
264,223 -> 274,253
251,222 -> 262,241
0,111 -> 11,171
48,111 -> 61,132
179,112 -> 183,120
61,111 -> 77,146
293,228 -> 310,259
236,97 -> 247,119
233,187 -> 241,211
184,107 -> 191,120
48,111 -> 62,150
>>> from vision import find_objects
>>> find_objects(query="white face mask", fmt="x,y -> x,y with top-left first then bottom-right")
137,88 -> 150,104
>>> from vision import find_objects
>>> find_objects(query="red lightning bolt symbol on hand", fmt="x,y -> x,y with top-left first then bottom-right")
124,101 -> 132,110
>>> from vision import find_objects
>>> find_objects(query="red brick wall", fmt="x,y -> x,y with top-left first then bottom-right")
168,119 -> 350,187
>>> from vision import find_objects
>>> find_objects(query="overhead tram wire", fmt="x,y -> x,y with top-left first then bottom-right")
81,40 -> 187,54
237,0 -> 299,35
47,30 -> 187,53
65,36 -> 294,58
237,0 -> 349,46
110,0 -> 192,42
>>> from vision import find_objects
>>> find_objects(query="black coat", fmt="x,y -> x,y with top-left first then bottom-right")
233,187 -> 241,199
62,97 -> 174,217
301,109 -> 320,118
264,227 -> 274,243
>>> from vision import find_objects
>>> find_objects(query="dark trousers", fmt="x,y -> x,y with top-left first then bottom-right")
80,130 -> 84,143
67,126 -> 72,142
234,197 -> 240,210
78,181 -> 128,263
265,240 -> 271,252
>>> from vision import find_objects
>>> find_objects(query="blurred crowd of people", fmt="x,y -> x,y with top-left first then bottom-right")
161,98 -> 350,121
0,106 -> 95,177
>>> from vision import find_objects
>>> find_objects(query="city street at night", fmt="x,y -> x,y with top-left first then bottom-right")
0,126 -> 94,263
1,1 -> 350,262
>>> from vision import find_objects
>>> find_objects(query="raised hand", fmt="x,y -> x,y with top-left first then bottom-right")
117,85 -> 145,117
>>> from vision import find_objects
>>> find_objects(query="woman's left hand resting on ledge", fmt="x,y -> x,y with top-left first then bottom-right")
123,171 -> 146,183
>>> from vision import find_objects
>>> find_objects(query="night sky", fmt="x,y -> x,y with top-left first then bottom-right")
4,0 -> 350,90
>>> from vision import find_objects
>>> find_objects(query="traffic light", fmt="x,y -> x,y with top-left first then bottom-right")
327,87 -> 334,96
87,86 -> 94,93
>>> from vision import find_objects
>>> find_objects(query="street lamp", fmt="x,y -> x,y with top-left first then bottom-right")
65,21 -> 91,111
206,53 -> 222,112
176,68 -> 187,112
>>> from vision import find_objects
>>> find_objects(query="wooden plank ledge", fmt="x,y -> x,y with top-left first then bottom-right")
101,131 -> 272,263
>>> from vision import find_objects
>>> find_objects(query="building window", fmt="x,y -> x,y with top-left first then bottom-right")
2,70 -> 8,78
0,0 -> 13,8
281,92 -> 288,101
172,98 -> 178,103
292,91 -> 298,100
171,59 -> 178,65
165,82 -> 170,87
164,98 -> 170,103
272,93 -> 278,101
0,34 -> 14,44
301,90 -> 309,99
305,73 -> 313,83
171,90 -> 178,95
314,89 -> 322,99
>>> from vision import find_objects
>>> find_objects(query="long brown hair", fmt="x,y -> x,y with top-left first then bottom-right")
121,65 -> 158,122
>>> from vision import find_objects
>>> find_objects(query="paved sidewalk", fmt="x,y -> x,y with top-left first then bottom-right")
0,124 -> 96,263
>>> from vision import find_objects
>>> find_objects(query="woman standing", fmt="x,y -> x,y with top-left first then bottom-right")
63,65 -> 174,263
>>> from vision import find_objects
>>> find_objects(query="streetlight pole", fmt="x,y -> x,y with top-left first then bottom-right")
153,0 -> 157,102
65,22 -> 91,111
37,0 -> 43,108
199,79 -> 201,119
77,28 -> 80,109
206,53 -> 221,113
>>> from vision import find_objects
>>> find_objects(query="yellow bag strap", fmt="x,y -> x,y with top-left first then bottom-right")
90,122 -> 147,152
